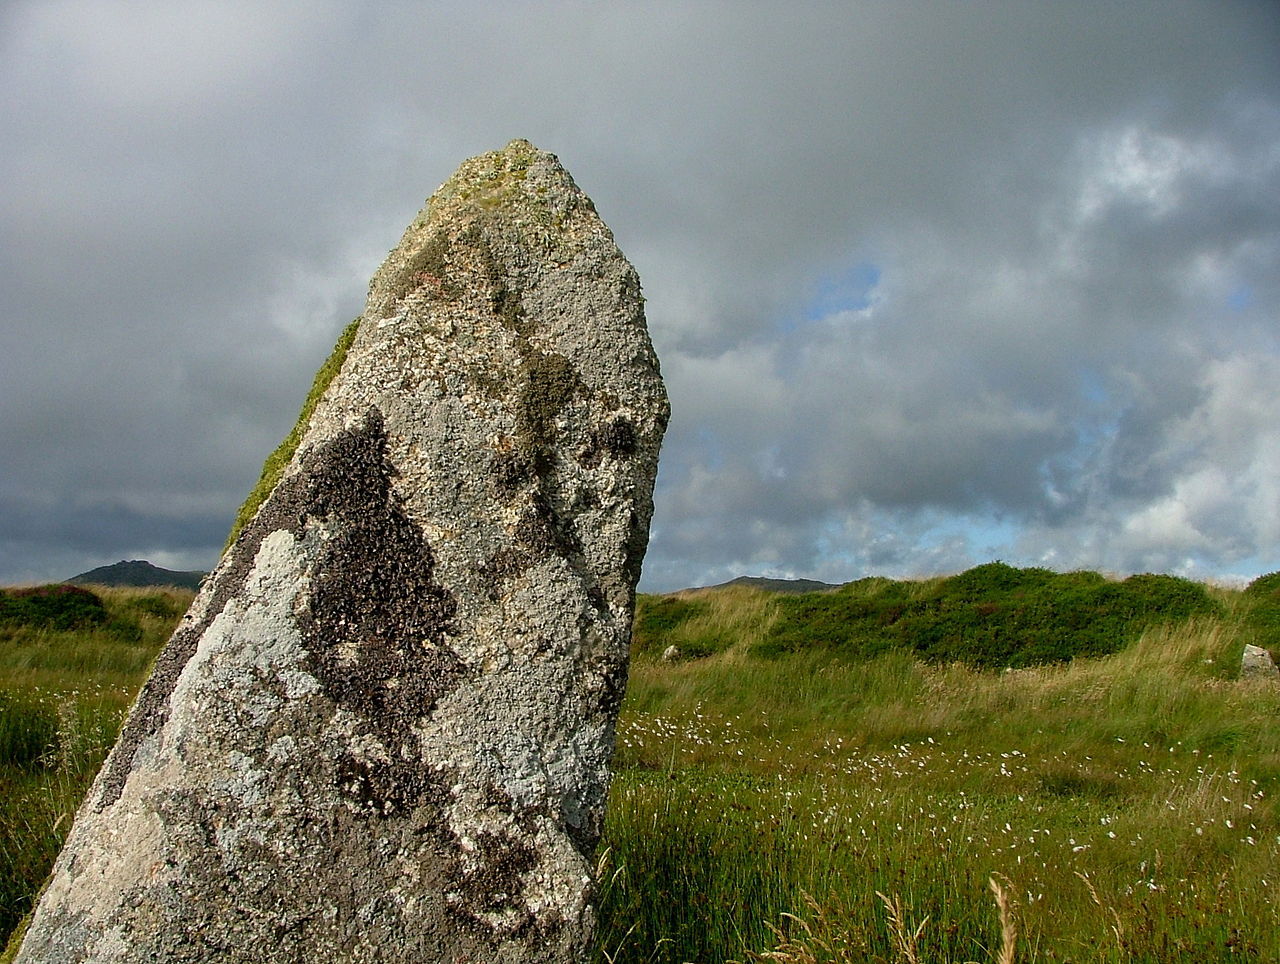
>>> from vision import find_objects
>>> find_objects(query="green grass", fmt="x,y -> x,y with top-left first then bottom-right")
598,576 -> 1280,962
2,571 -> 1278,962
0,584 -> 193,943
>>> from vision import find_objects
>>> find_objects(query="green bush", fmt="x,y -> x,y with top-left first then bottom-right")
0,586 -> 107,631
122,593 -> 187,621
759,564 -> 1222,669
751,576 -> 909,658
104,617 -> 143,643
1242,571 -> 1280,656
1245,571 -> 1280,599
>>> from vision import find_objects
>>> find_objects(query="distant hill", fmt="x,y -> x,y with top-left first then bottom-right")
67,560 -> 206,590
691,575 -> 842,595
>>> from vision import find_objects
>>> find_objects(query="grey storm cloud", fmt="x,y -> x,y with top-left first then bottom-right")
1,0 -> 1277,590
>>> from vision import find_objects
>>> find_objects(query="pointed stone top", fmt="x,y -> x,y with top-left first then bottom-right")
366,139 -> 607,324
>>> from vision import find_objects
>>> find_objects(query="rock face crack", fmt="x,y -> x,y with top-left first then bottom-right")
15,138 -> 667,964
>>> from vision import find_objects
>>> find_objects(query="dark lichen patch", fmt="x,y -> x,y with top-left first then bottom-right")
490,281 -> 524,330
441,785 -> 574,942
482,487 -> 595,601
334,754 -> 450,817
517,348 -> 583,450
445,822 -> 543,934
478,548 -> 530,602
585,585 -> 608,615
591,657 -> 629,720
489,445 -> 535,499
514,494 -> 581,561
621,507 -> 652,591
290,409 -> 463,814
391,228 -> 461,304
596,416 -> 637,457
469,831 -> 538,915
577,416 -> 637,468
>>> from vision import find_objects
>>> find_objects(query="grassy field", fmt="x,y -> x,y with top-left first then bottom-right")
0,584 -> 194,944
1,571 -> 1277,962
599,578 -> 1279,963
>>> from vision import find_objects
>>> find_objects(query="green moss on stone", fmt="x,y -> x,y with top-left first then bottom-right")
224,318 -> 361,550
0,911 -> 29,963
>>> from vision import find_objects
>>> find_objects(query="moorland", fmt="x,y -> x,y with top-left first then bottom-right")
1,564 -> 1277,962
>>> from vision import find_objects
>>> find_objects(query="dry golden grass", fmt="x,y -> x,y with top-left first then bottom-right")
731,880 -> 1020,964
663,585 -> 781,664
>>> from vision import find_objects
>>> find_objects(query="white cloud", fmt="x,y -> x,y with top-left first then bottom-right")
1,0 -> 1277,589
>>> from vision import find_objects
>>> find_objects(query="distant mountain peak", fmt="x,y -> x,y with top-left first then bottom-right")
692,575 -> 841,595
66,560 -> 205,590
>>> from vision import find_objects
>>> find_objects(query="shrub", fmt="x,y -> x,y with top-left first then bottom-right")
127,593 -> 187,620
1245,571 -> 1280,599
104,617 -> 144,643
758,564 -> 1222,669
1242,571 -> 1280,657
752,578 -> 912,658
0,586 -> 107,631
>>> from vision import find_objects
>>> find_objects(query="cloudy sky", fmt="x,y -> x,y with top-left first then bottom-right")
2,1 -> 1278,592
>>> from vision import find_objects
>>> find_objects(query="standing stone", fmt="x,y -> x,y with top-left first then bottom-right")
16,140 -> 667,963
1241,643 -> 1279,680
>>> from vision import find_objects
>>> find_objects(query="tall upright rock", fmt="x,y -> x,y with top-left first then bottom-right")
16,140 -> 667,963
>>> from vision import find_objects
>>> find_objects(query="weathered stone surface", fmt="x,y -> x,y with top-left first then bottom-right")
1241,643 -> 1279,680
16,140 -> 667,963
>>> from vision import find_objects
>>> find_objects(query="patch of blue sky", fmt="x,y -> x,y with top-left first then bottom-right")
919,513 -> 1021,564
775,260 -> 882,335
1076,366 -> 1111,406
691,425 -> 727,472
814,509 -> 1022,581
1217,551 -> 1280,587
1046,367 -> 1122,480
1226,284 -> 1253,311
